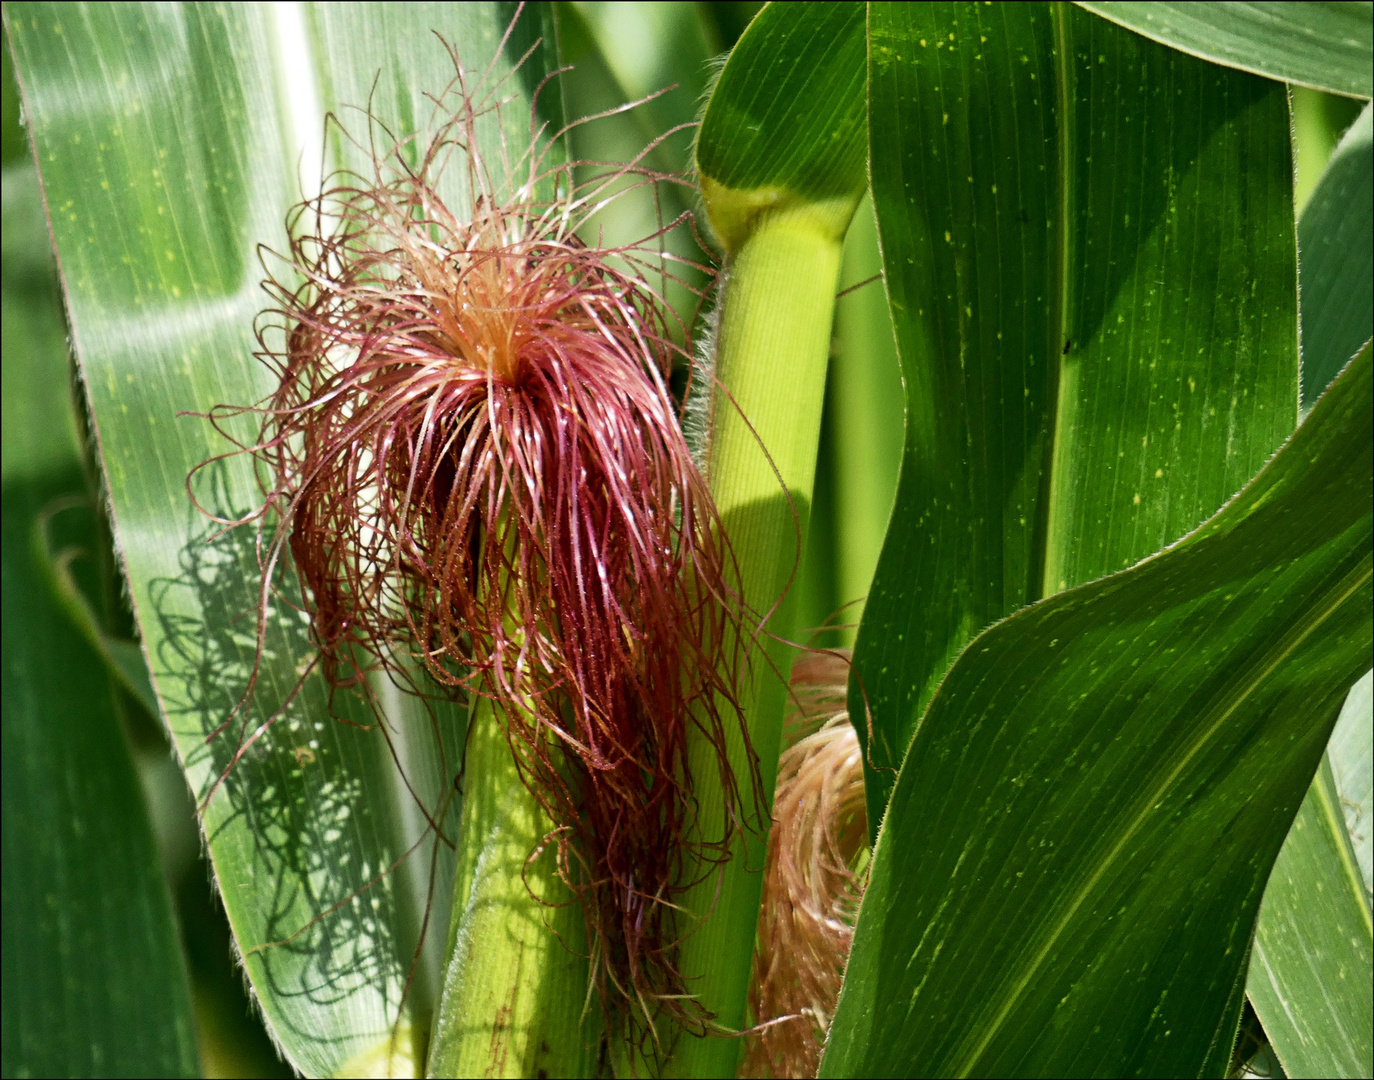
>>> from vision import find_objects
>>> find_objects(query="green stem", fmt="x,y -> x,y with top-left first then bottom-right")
426,694 -> 592,1078
664,196 -> 855,1078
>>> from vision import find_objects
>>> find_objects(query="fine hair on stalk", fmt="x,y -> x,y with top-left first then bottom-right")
188,22 -> 761,1044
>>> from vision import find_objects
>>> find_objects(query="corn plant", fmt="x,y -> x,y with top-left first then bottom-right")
2,3 -> 1370,1078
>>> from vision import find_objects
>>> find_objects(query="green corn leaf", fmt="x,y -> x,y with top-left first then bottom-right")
5,4 -> 556,1074
1299,103 -> 1373,410
823,342 -> 1372,1077
852,1 -> 1297,836
1076,2 -> 1374,99
1248,747 -> 1373,1079
1,147 -> 198,1076
829,194 -> 904,640
1246,664 -> 1372,1080
1241,94 -> 1373,1078
694,0 -> 867,252
1331,672 -> 1373,893
830,2 -> 1368,1074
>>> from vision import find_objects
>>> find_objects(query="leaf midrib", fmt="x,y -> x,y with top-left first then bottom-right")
952,555 -> 1374,1075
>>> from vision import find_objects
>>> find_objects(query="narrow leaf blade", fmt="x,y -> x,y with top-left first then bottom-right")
1248,755 -> 1373,1078
1,154 -> 198,1079
1299,103 -> 1373,409
1330,671 -> 1374,891
1077,2 -> 1374,99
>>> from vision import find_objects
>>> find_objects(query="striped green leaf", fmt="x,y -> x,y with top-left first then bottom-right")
1077,2 -> 1374,99
1,144 -> 197,1079
851,0 -> 1297,835
1248,748 -> 1373,1079
1299,103 -> 1373,410
825,344 -> 1372,1078
6,4 -> 554,1073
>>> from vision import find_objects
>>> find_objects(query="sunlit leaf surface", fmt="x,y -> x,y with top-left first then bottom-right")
1331,673 -> 1374,893
6,4 -> 554,1073
1249,665 -> 1372,1080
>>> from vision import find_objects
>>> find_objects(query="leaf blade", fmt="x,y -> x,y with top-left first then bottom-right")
6,4 -> 544,1073
0,152 -> 198,1078
1076,2 -> 1374,99
1330,671 -> 1374,892
851,0 -> 1297,836
1299,103 -> 1373,410
694,0 -> 867,251
824,344 -> 1373,1078
1248,754 -> 1373,1079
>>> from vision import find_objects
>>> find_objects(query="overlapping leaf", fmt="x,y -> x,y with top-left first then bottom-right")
1331,673 -> 1374,893
1077,2 -> 1374,99
1248,749 -> 1372,1079
1298,103 -> 1373,409
1,149 -> 197,1078
826,3 -> 1365,1075
824,345 -> 1372,1078
6,4 -> 554,1073
1242,96 -> 1373,1078
851,1 -> 1296,831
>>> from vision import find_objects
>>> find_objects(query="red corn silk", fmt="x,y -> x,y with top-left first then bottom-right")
192,48 -> 758,1038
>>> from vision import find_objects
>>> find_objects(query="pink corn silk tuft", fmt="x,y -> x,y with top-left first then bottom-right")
742,651 -> 867,1079
196,53 -> 758,1033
